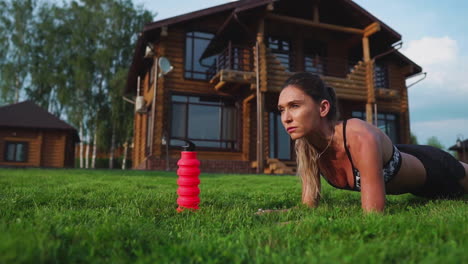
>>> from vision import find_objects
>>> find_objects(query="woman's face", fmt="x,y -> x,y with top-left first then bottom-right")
277,85 -> 321,140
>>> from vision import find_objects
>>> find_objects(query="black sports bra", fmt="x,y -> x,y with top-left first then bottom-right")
324,120 -> 402,191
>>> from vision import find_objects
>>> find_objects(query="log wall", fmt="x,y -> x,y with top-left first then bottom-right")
131,11 -> 417,169
0,128 -> 73,168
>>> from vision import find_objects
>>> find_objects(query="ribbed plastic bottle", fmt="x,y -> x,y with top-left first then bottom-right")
176,140 -> 200,212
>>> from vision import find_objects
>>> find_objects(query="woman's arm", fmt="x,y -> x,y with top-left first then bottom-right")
349,121 -> 386,213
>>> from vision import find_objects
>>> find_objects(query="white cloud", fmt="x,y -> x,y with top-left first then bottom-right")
403,36 -> 458,65
402,36 -> 468,109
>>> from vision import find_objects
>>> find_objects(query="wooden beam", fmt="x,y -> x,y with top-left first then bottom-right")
313,4 -> 319,23
214,81 -> 226,91
267,2 -> 274,11
363,22 -> 380,37
266,13 -> 364,35
362,37 -> 370,62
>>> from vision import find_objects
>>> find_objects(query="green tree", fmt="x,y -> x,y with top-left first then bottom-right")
0,0 -> 36,104
426,136 -> 445,150
410,132 -> 419,145
0,0 -> 153,168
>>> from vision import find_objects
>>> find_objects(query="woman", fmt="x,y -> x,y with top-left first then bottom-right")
277,72 -> 468,212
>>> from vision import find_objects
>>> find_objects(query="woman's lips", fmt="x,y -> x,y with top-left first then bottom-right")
287,127 -> 297,133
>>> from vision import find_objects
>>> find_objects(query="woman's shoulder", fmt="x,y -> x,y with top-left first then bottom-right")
343,118 -> 382,142
344,118 -> 375,133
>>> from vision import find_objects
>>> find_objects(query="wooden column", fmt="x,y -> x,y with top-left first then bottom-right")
313,4 -> 319,23
242,94 -> 255,161
363,22 -> 381,124
256,18 -> 265,173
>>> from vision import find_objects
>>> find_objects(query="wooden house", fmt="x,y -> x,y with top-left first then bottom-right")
449,139 -> 468,163
126,0 -> 422,174
0,101 -> 79,168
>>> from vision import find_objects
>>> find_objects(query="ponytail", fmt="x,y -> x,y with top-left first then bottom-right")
296,138 -> 321,207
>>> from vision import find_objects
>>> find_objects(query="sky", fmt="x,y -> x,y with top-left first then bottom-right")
135,0 -> 468,149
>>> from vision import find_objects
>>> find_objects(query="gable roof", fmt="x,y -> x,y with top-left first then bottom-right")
126,0 -> 420,93
449,139 -> 468,151
0,101 -> 79,142
143,0 -> 274,33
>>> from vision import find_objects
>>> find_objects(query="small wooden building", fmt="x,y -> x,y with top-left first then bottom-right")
0,101 -> 79,168
126,0 -> 422,174
449,139 -> 468,163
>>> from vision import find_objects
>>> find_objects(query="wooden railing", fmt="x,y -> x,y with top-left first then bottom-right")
304,55 -> 359,78
207,42 -> 254,80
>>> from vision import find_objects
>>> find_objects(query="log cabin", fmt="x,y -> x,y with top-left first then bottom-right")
126,0 -> 422,174
449,139 -> 468,163
0,101 -> 79,168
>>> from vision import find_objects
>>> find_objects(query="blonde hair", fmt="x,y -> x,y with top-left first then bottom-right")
296,138 -> 321,207
283,72 -> 339,207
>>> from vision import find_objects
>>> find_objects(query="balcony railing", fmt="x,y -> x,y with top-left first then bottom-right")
207,42 -> 254,80
304,55 -> 359,78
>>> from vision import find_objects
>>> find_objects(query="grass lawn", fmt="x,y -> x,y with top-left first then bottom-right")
0,168 -> 467,263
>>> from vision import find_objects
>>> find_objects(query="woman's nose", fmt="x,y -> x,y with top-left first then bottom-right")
282,110 -> 292,124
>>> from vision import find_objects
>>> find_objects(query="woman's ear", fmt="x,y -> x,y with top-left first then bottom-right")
319,99 -> 330,118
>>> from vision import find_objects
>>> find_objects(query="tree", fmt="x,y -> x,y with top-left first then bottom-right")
426,136 -> 445,150
0,0 -> 36,104
410,132 -> 419,145
0,0 -> 154,168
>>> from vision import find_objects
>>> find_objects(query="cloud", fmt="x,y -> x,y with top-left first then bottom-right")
403,36 -> 458,65
402,36 -> 468,145
402,36 -> 468,107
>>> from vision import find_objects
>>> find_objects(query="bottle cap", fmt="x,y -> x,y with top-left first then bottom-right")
182,140 -> 196,151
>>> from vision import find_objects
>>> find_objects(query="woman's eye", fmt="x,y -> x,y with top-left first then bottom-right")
291,104 -> 299,108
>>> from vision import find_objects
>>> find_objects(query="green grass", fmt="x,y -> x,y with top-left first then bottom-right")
0,168 -> 467,264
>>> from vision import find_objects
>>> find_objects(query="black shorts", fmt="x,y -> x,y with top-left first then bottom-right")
396,144 -> 466,199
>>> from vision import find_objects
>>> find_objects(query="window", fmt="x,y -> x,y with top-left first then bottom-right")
374,63 -> 389,88
185,31 -> 216,80
170,94 -> 239,150
267,36 -> 294,71
352,111 -> 399,143
304,39 -> 327,75
4,141 -> 28,162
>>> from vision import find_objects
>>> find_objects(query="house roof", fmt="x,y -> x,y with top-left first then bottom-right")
125,0 -> 421,93
0,101 -> 80,142
448,139 -> 468,151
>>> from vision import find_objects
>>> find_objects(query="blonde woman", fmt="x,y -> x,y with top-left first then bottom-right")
276,72 -> 468,213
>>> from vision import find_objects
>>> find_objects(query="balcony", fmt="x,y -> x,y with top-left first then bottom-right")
208,43 -> 255,92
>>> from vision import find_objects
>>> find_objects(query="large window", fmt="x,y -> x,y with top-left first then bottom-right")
352,111 -> 399,143
185,31 -> 216,80
170,94 -> 239,150
267,36 -> 294,71
374,63 -> 389,88
4,141 -> 28,162
304,39 -> 327,75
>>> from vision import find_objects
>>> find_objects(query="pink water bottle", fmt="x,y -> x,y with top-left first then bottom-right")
176,140 -> 200,212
